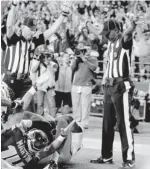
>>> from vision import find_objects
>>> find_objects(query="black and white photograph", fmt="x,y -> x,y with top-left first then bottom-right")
1,0 -> 150,169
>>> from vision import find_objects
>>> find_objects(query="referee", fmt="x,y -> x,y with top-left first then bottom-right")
2,1 -> 71,111
87,18 -> 138,168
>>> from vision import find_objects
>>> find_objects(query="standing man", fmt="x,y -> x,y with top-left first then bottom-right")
71,45 -> 98,129
87,18 -> 138,168
2,0 -> 72,111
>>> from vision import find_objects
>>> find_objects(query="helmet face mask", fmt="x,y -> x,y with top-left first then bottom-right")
27,129 -> 49,153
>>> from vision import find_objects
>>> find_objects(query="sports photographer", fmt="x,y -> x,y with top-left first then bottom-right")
71,43 -> 98,129
31,45 -> 58,117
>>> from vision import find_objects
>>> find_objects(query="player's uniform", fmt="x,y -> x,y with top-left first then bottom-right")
1,120 -> 55,169
2,112 -> 83,169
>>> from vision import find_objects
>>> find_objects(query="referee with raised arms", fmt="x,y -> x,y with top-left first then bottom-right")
87,15 -> 138,169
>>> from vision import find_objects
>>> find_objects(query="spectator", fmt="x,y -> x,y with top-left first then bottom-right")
77,1 -> 87,15
71,44 -> 98,129
66,27 -> 77,50
133,23 -> 150,80
55,53 -> 72,114
31,46 -> 58,117
55,30 -> 70,53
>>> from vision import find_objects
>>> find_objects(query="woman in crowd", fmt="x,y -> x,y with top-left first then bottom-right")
55,53 -> 72,114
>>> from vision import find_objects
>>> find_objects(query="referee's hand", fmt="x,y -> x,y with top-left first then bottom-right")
61,1 -> 73,17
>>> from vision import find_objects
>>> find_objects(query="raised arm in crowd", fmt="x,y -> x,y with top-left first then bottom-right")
7,0 -> 72,48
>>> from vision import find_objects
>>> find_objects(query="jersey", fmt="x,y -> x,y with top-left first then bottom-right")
1,120 -> 55,169
106,36 -> 132,78
1,126 -> 34,168
2,32 -> 45,77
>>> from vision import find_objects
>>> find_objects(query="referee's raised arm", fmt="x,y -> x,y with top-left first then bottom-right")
6,0 -> 18,39
43,2 -> 72,41
43,15 -> 67,42
123,15 -> 137,43
29,2 -> 73,55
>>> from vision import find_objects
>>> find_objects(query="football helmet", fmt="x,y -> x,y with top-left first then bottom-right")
27,129 -> 49,152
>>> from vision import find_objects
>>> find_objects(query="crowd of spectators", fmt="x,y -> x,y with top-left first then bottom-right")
1,0 -> 150,117
1,0 -> 150,82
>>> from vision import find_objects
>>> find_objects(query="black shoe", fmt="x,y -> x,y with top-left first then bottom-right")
48,160 -> 58,169
90,156 -> 113,164
118,160 -> 135,169
133,128 -> 139,134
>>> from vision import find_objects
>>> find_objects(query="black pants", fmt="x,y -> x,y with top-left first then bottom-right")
102,79 -> 135,162
55,91 -> 72,108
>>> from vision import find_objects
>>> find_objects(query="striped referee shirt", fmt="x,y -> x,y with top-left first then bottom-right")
1,33 -> 45,76
105,36 -> 132,78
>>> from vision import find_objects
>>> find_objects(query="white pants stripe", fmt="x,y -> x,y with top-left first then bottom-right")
123,87 -> 134,160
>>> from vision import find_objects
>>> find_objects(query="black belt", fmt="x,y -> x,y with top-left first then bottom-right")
105,77 -> 129,86
47,86 -> 55,91
6,71 -> 29,80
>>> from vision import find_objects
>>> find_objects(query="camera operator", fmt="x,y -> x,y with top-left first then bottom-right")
31,45 -> 58,117
71,43 -> 98,129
